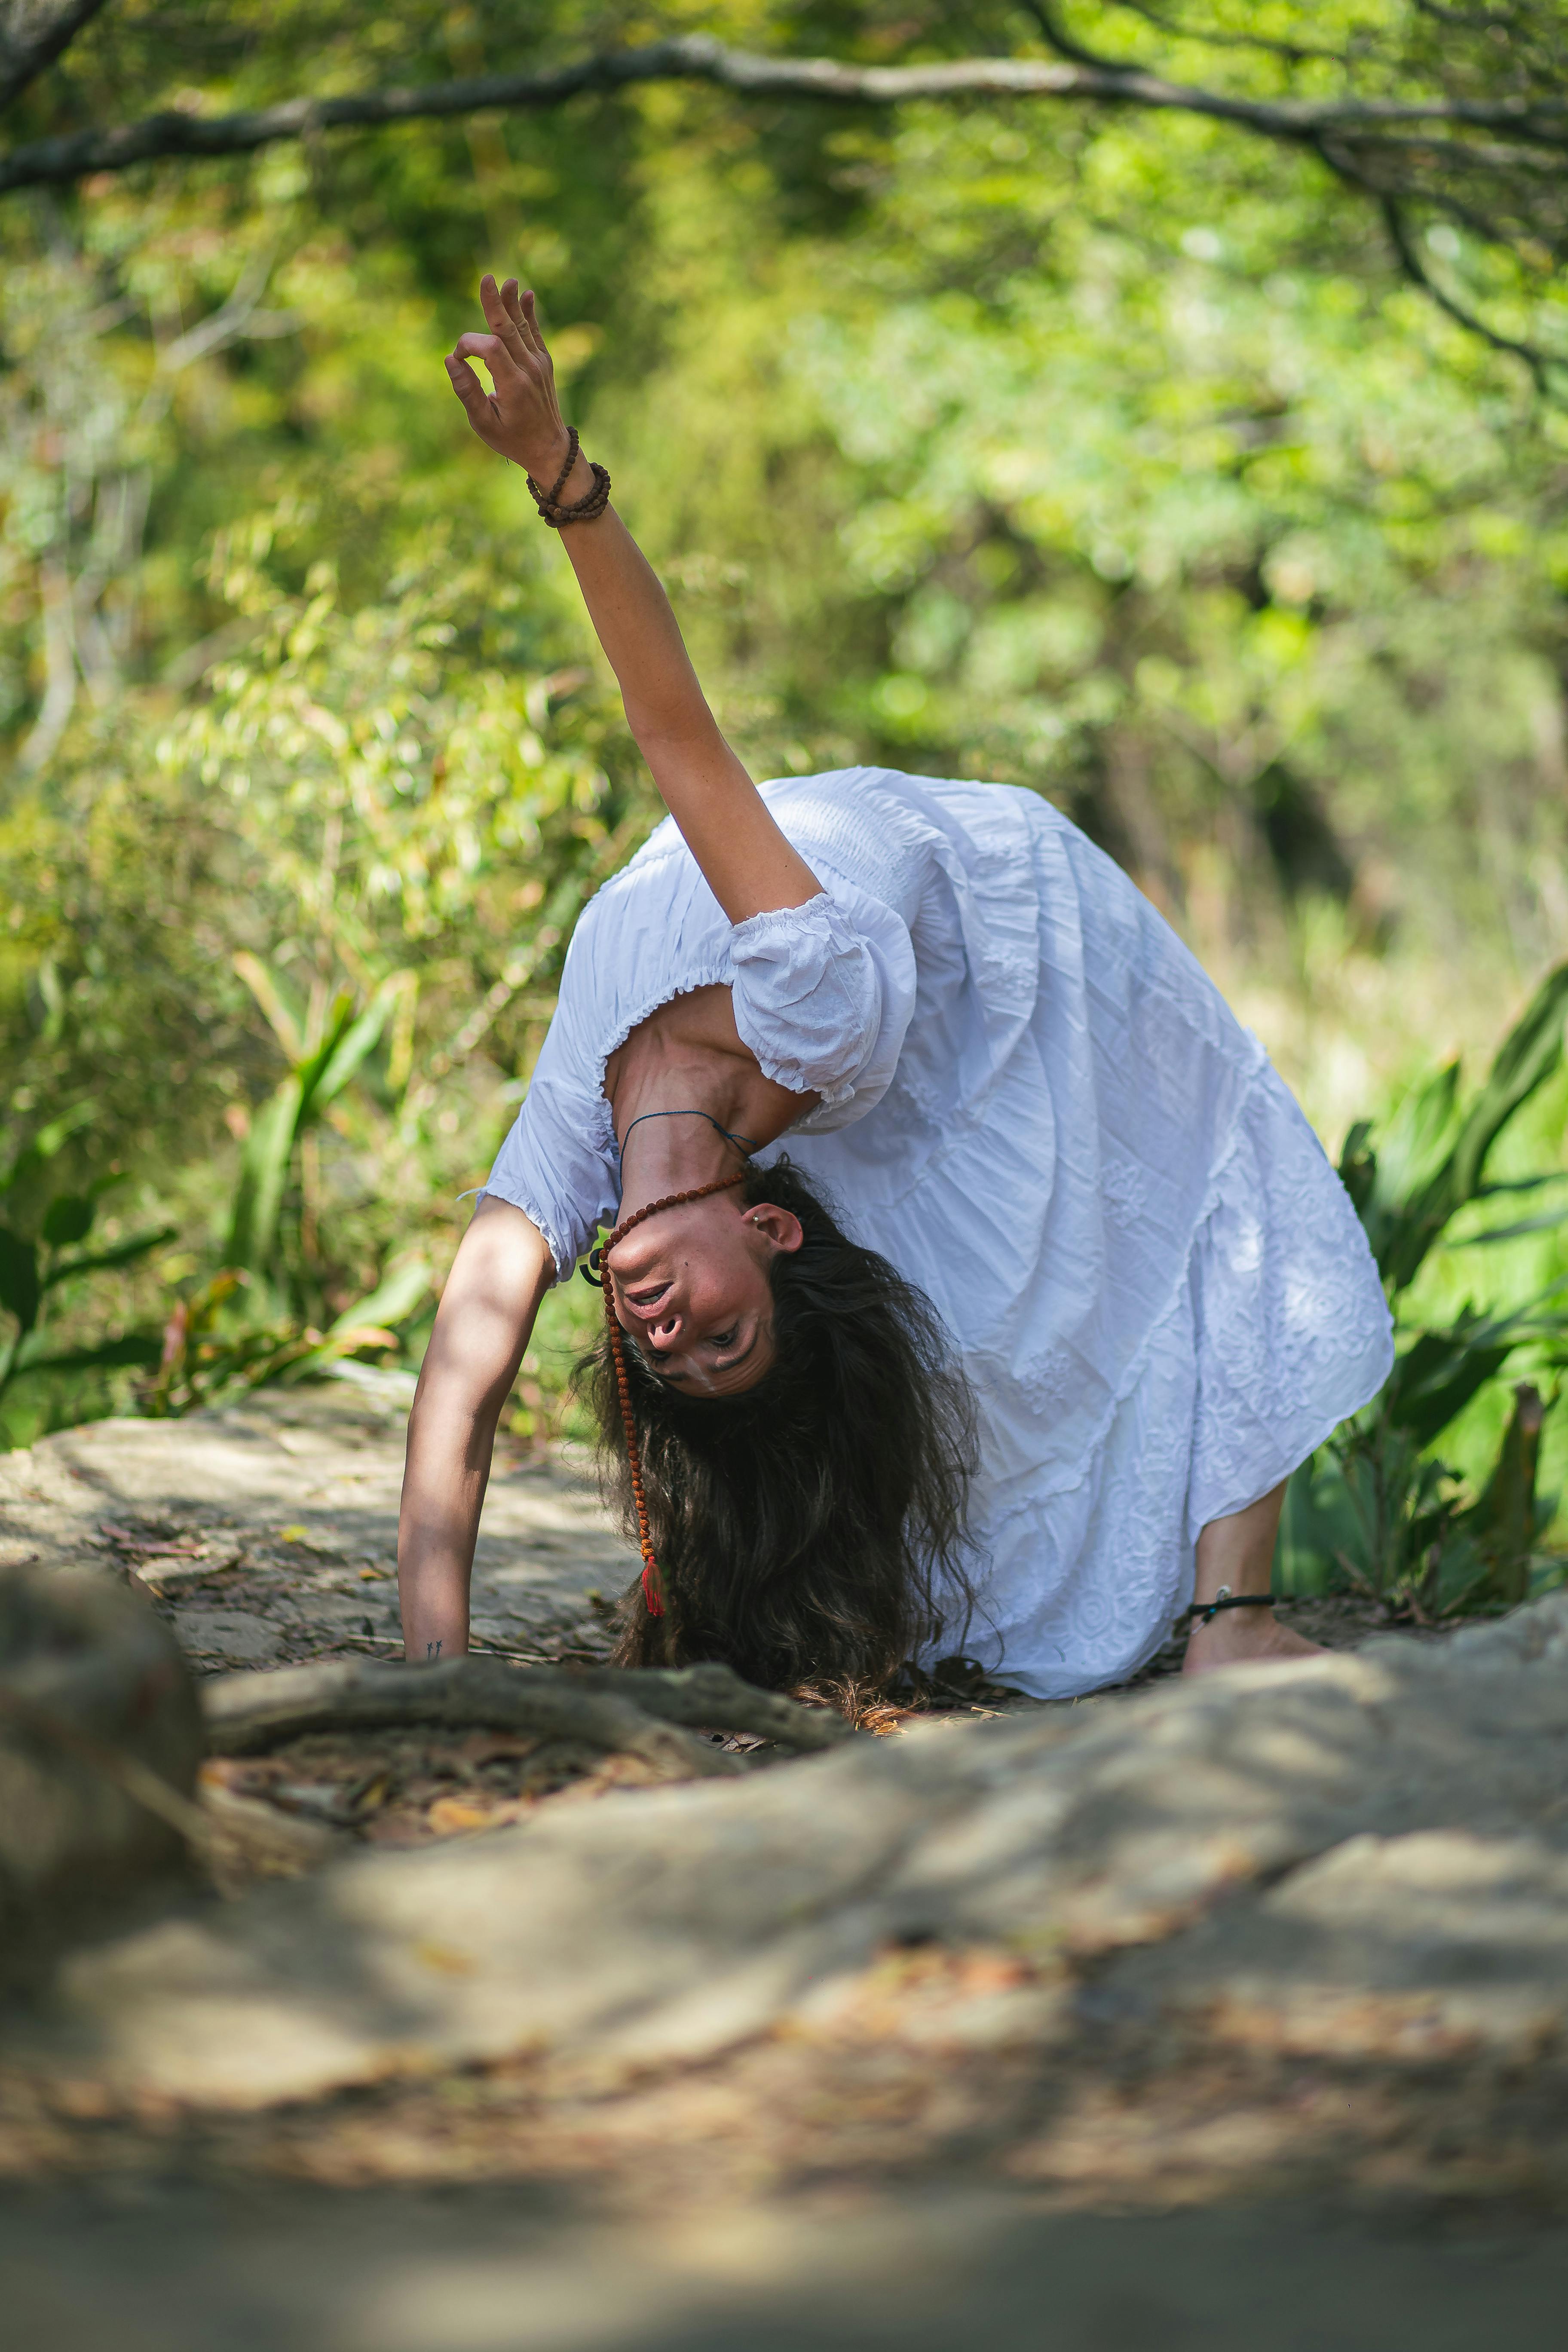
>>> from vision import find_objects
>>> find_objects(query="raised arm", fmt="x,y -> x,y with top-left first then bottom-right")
446,274 -> 821,925
398,1196 -> 555,1660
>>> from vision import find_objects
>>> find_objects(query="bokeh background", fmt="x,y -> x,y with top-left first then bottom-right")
3,2 -> 1567,1611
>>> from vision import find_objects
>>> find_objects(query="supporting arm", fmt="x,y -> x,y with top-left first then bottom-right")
398,1196 -> 555,1661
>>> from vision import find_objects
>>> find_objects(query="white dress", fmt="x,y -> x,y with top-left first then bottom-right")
483,768 -> 1393,1700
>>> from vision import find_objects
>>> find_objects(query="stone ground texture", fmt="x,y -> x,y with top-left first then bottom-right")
0,1379 -> 629,1674
5,1394 -> 1568,2350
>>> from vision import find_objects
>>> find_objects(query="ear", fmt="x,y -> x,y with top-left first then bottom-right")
741,1202 -> 805,1256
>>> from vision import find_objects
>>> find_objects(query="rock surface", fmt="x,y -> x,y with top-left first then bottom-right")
7,1400 -> 1568,2346
0,1383 -> 631,1670
0,1567 -> 202,1991
8,1594 -> 1568,2107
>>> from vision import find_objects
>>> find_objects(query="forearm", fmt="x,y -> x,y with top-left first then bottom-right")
545,456 -> 822,918
538,436 -> 714,747
398,1373 -> 506,1660
397,1197 -> 552,1660
447,276 -> 821,922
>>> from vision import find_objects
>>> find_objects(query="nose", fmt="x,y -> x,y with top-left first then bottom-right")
648,1303 -> 683,1347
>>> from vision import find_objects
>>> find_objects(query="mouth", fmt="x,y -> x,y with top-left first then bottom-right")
620,1278 -> 672,1316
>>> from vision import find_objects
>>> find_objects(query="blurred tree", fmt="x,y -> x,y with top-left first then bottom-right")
1,4 -> 1566,373
0,2 -> 1564,1483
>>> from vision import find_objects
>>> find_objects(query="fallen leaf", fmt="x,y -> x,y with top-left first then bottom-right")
426,1796 -> 504,1836
413,1939 -> 477,1974
349,1772 -> 394,1816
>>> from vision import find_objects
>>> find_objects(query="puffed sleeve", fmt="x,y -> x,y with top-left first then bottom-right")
728,887 -> 916,1125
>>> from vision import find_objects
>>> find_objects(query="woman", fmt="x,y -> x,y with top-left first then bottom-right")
398,273 -> 1393,1702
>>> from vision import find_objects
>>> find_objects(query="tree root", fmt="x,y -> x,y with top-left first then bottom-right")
559,1661 -> 858,1752
200,1656 -> 853,1782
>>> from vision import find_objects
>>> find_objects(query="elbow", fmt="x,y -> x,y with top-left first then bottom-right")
409,1328 -> 515,1452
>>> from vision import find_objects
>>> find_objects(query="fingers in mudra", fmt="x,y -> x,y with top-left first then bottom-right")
444,272 -> 565,472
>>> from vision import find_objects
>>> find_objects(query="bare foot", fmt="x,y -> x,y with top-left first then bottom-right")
1182,1607 -> 1329,1677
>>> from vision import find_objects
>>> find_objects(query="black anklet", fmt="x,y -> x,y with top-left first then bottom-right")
1182,1585 -> 1279,1628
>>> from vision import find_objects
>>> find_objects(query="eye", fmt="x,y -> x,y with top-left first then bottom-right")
710,1327 -> 738,1351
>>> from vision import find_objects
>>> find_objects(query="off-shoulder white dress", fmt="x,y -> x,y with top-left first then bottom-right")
483,768 -> 1392,1700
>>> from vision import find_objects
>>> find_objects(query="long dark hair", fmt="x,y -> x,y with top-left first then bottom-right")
582,1159 -> 978,1706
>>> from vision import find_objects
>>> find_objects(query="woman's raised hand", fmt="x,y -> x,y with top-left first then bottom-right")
445,275 -> 568,480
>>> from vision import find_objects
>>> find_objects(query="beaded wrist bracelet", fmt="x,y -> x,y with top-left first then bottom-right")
525,426 -> 612,527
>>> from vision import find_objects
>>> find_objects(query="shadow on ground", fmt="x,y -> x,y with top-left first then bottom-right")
8,2176 -> 1568,2351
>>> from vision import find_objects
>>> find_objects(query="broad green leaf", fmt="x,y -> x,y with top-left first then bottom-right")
41,1192 -> 95,1248
277,1328 -> 395,1384
10,1334 -> 163,1376
1385,1342 -> 1512,1452
1444,964 -> 1568,1198
1383,962 -> 1568,1292
225,1078 -> 304,1272
220,983 -> 390,1279
291,993 -> 357,1114
0,1101 -> 96,1197
0,1228 -> 41,1334
325,1256 -> 429,1338
1377,1292 -> 1568,1450
305,988 -> 393,1119
44,1224 -> 179,1288
1375,1060 -> 1463,1202
1336,1121 -> 1376,1225
232,952 -> 306,1061
1474,1175 -> 1568,1200
1444,1206 -> 1568,1248
1274,1455 -> 1362,1596
1425,1529 -> 1494,1619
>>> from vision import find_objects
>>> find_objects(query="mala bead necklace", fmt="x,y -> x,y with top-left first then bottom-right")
525,426 -> 612,527
586,1170 -> 749,1618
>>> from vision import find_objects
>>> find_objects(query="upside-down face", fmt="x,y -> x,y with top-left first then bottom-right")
607,1192 -> 803,1396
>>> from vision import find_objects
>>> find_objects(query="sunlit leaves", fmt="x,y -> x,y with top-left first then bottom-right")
165,544 -> 616,955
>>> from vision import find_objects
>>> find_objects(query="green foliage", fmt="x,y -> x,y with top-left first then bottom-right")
145,1255 -> 432,1417
1,1 -> 1566,1470
0,1106 -> 173,1420
1277,964 -> 1568,1618
224,972 -> 395,1277
1339,965 -> 1568,1293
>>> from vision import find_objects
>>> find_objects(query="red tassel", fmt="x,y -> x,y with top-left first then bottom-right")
641,1562 -> 665,1617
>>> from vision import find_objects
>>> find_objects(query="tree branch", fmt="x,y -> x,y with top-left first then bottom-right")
1020,0 -> 1137,75
0,25 -> 1561,380
0,0 -> 111,115
1106,2 -> 1367,68
1,31 -> 1566,199
1411,2 -> 1517,25
1375,188 -> 1551,389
